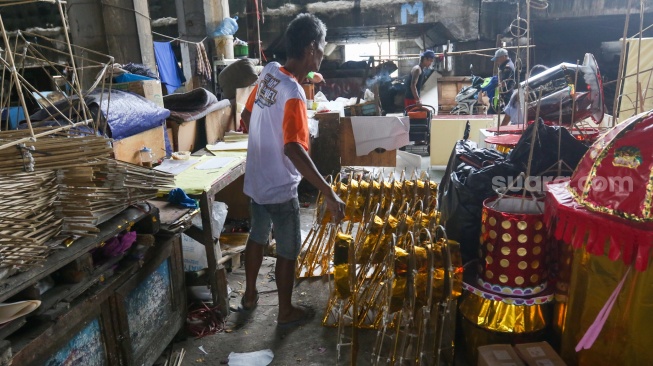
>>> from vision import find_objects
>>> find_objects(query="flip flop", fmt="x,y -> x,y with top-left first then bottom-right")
277,305 -> 316,330
240,293 -> 259,312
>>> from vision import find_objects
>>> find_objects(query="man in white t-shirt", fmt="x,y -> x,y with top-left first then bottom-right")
240,13 -> 345,329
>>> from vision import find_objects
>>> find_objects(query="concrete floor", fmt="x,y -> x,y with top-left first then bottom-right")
173,157 -> 447,365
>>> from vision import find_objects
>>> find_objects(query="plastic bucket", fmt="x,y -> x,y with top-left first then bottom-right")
234,44 -> 249,58
213,35 -> 234,59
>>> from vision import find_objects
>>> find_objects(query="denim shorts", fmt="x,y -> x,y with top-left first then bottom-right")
249,198 -> 301,260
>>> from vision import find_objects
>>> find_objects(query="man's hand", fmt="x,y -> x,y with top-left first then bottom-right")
283,142 -> 345,223
324,189 -> 345,223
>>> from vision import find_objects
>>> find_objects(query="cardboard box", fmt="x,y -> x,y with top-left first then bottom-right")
478,344 -> 525,366
205,106 -> 233,144
514,342 -> 567,366
113,80 -> 164,108
167,119 -> 197,152
235,85 -> 256,131
112,125 -> 166,165
339,117 -> 396,167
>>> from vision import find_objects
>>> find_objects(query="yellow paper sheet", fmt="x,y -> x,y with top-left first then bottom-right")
159,152 -> 246,195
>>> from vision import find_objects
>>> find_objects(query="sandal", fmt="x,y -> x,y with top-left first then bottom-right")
277,305 -> 315,330
240,293 -> 259,312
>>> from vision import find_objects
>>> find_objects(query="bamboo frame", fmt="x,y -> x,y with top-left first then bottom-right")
56,158 -> 174,236
0,0 -> 114,149
0,170 -> 60,267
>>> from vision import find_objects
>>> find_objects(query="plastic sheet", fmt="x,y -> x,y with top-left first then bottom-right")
90,89 -> 170,140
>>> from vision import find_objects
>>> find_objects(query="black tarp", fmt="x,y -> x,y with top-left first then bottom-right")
438,120 -> 589,264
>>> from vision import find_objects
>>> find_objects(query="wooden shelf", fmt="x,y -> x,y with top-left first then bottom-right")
8,236 -> 184,366
0,205 -> 149,304
33,253 -> 127,317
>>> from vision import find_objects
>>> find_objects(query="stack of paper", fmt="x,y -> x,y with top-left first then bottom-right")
207,140 -> 248,151
224,131 -> 249,142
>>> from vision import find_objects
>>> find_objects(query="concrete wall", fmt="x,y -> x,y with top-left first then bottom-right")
229,0 -> 481,55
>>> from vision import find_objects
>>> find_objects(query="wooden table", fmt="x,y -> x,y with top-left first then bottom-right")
154,153 -> 247,316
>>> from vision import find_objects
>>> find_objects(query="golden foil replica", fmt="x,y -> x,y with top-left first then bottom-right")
300,171 -> 462,365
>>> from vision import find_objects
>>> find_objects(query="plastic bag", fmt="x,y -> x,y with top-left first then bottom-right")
212,16 -> 239,37
308,118 -> 319,138
314,91 -> 329,102
182,202 -> 229,271
363,88 -> 375,102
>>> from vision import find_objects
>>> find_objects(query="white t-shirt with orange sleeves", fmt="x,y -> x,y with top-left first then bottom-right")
243,62 -> 309,205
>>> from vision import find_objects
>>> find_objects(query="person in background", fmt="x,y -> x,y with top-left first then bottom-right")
404,50 -> 436,108
240,13 -> 345,329
487,48 -> 515,114
501,64 -> 549,125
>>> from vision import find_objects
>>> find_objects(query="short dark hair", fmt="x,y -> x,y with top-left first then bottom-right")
285,13 -> 327,60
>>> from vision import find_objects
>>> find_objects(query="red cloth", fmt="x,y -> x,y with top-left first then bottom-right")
568,111 -> 653,222
545,180 -> 653,271
484,134 -> 521,147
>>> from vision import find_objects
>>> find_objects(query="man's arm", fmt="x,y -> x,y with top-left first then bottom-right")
284,142 -> 345,222
241,109 -> 251,131
410,67 -> 421,102
241,85 -> 259,131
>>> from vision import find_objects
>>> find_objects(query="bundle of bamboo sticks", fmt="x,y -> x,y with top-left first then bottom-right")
0,128 -> 112,174
57,159 -> 175,236
0,171 -> 61,267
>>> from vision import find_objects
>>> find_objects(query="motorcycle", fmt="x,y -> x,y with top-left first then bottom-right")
450,66 -> 489,115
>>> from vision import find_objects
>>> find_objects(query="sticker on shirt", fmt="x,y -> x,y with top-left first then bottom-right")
256,73 -> 280,108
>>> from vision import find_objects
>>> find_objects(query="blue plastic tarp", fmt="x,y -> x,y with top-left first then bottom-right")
113,73 -> 156,83
90,89 -> 172,155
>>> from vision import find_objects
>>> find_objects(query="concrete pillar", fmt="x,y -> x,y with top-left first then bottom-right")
68,0 -> 155,72
175,0 -> 230,90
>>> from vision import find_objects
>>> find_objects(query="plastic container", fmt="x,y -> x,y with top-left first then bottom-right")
214,35 -> 234,60
301,83 -> 314,100
139,147 -> 155,167
234,44 -> 249,58
212,16 -> 238,37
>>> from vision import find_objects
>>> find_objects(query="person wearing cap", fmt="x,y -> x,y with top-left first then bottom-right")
404,50 -> 436,108
487,48 -> 515,114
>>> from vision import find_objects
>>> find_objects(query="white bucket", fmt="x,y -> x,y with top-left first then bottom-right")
214,35 -> 234,60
